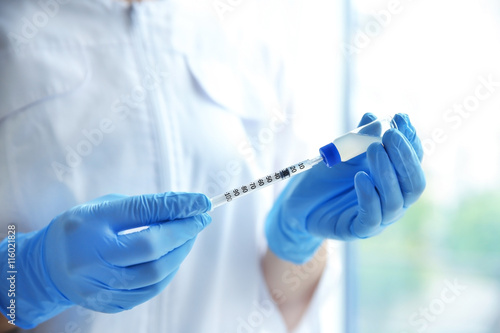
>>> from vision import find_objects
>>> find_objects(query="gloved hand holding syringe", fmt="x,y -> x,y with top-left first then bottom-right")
210,115 -> 397,210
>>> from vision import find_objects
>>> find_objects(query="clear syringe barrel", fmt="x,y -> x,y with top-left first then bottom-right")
319,115 -> 397,167
210,155 -> 324,210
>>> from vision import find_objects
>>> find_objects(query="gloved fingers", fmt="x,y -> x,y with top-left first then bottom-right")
95,268 -> 180,313
105,214 -> 211,266
358,112 -> 388,137
83,194 -> 128,205
357,112 -> 378,127
102,192 -> 211,231
106,239 -> 195,290
383,129 -> 426,207
350,171 -> 383,238
367,143 -> 405,225
393,113 -> 424,162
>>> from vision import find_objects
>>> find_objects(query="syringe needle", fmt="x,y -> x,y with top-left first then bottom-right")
209,155 -> 324,210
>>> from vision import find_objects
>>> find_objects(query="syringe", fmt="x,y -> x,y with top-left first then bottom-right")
210,155 -> 324,209
209,115 -> 397,210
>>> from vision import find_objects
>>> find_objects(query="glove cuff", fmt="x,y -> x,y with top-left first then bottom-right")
265,205 -> 324,265
0,228 -> 73,329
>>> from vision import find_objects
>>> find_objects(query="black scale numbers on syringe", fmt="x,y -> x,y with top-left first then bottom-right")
210,157 -> 323,210
223,163 -> 301,203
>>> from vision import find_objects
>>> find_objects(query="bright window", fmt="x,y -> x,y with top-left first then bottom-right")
350,0 -> 500,332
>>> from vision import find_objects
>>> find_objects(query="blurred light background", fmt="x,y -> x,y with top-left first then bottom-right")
348,0 -> 500,332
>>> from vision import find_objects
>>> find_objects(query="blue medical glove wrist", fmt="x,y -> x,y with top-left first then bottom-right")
265,174 -> 325,264
0,229 -> 73,329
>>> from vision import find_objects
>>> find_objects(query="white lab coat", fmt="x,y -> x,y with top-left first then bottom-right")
0,0 -> 345,332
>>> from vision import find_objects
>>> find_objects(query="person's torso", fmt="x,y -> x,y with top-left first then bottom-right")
0,1 -> 305,332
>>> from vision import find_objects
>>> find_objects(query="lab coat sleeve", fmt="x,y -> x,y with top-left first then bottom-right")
292,241 -> 344,333
255,240 -> 344,333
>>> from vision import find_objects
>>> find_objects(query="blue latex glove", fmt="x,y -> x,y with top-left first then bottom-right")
265,113 -> 426,264
0,192 -> 211,329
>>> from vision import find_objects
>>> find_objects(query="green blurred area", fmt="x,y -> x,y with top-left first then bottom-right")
358,190 -> 500,332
